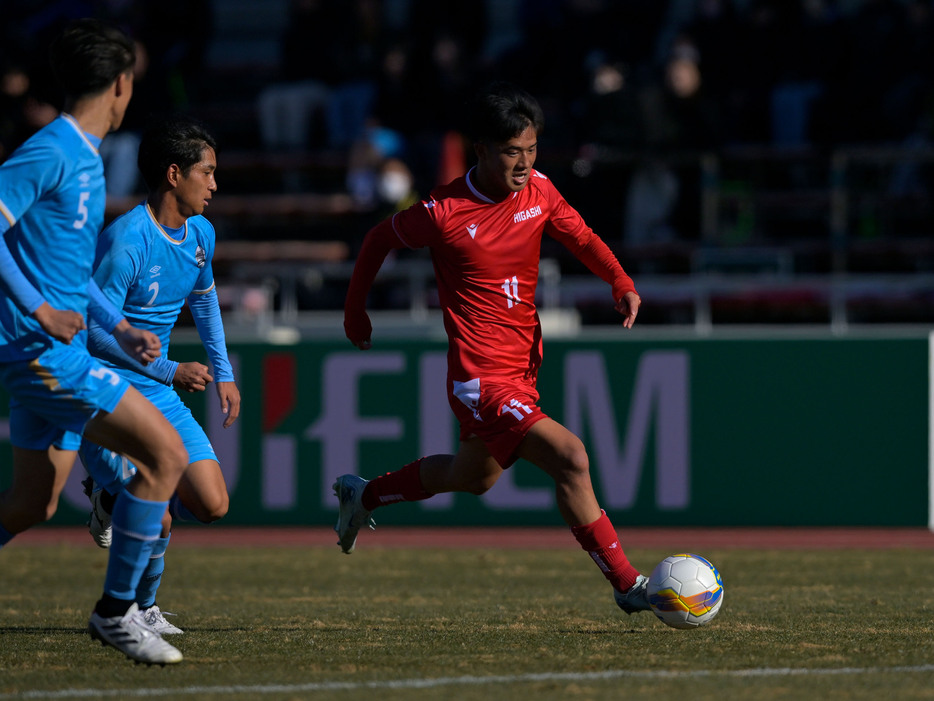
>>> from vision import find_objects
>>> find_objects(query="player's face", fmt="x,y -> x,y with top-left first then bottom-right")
474,125 -> 538,200
175,146 -> 217,217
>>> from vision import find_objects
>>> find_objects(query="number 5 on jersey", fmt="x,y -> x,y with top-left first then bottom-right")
73,191 -> 90,229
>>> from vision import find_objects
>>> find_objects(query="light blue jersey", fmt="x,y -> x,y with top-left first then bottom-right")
81,200 -> 233,486
91,201 -> 231,389
0,115 -> 104,360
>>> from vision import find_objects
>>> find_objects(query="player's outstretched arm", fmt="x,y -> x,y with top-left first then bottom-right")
344,218 -> 400,350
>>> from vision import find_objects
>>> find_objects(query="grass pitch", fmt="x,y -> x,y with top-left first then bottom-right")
2,539 -> 934,700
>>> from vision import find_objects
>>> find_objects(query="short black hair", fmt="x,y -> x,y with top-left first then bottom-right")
466,81 -> 545,145
48,19 -> 135,100
137,115 -> 218,192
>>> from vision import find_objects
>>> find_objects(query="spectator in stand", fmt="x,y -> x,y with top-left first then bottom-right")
345,116 -> 407,209
368,42 -> 418,153
257,0 -> 341,151
681,0 -> 741,92
390,0 -> 487,192
626,39 -> 723,244
731,0 -> 786,144
768,1 -> 844,148
771,0 -> 846,149
569,58 -> 646,241
134,0 -> 213,111
258,0 -> 381,153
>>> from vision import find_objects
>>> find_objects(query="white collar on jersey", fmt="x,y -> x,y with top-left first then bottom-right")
145,202 -> 188,244
60,113 -> 100,154
465,167 -> 519,204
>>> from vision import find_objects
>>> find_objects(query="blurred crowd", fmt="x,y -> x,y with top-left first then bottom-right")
3,0 -> 934,241
0,0 -> 212,195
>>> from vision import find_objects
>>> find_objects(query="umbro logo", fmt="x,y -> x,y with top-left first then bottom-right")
149,265 -> 161,277
466,224 -> 478,239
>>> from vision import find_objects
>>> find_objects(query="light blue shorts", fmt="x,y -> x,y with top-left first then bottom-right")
79,381 -> 214,493
0,344 -> 130,452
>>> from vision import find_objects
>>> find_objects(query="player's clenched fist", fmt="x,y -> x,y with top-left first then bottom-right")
173,361 -> 214,392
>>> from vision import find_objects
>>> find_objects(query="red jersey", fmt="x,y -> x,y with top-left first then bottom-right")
384,167 -> 635,383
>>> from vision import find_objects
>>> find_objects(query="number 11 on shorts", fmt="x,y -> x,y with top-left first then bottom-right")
502,398 -> 532,421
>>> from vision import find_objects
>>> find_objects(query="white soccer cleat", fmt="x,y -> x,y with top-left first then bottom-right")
142,605 -> 184,635
82,477 -> 112,549
614,574 -> 651,615
88,602 -> 183,665
332,474 -> 375,554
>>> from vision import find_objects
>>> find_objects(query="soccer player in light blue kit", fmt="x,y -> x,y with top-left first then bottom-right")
0,19 -> 188,665
79,115 -> 241,634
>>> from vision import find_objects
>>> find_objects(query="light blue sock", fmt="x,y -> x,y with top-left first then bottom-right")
136,533 -> 170,609
103,491 -> 168,600
168,493 -> 201,523
0,521 -> 14,548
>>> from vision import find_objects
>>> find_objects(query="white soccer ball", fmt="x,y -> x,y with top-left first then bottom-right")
646,553 -> 724,629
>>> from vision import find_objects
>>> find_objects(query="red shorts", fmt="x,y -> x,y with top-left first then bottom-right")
448,375 -> 548,468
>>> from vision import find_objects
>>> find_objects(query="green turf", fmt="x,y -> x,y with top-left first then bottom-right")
2,543 -> 934,700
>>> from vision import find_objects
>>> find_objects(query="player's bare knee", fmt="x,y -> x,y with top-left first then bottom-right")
214,492 -> 229,520
562,441 -> 590,478
199,492 -> 229,522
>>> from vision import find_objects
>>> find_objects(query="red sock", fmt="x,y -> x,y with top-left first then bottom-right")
361,459 -> 432,511
570,510 -> 640,592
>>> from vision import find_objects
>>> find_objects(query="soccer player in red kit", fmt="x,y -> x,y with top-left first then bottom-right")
337,81 -> 650,614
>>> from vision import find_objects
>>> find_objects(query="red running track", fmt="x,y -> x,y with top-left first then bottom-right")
9,525 -> 934,550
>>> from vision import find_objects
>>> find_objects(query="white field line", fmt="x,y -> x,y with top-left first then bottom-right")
3,665 -> 934,699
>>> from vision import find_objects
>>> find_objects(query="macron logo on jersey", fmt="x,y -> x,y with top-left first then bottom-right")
514,205 -> 542,224
466,224 -> 478,239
